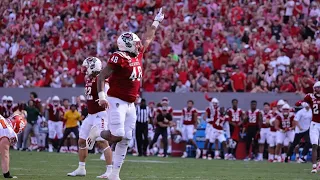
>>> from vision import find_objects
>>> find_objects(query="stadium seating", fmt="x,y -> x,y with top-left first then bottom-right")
0,0 -> 319,93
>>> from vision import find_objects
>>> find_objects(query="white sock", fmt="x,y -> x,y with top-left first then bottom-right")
313,164 -> 317,168
281,153 -> 286,159
159,148 -> 164,154
202,150 -> 207,155
258,153 -> 263,159
49,144 -> 53,149
296,153 -> 299,159
270,154 -> 274,160
268,153 -> 271,160
113,140 -> 129,174
79,162 -> 85,169
304,155 -> 307,160
106,165 -> 112,173
215,150 -> 219,157
275,155 -> 278,160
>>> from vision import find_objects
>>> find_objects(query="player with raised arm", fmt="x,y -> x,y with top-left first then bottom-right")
67,57 -> 113,179
300,81 -> 320,173
86,9 -> 164,180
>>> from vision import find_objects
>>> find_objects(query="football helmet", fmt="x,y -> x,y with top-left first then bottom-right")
82,57 -> 102,75
314,81 -> 320,95
117,32 -> 142,56
2,95 -> 8,103
10,114 -> 27,134
52,96 -> 60,106
7,96 -> 13,103
282,104 -> 290,116
211,98 -> 219,108
161,97 -> 169,105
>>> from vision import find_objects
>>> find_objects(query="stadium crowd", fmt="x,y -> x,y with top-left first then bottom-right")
0,0 -> 319,92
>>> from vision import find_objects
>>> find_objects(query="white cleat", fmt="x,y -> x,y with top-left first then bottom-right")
67,168 -> 86,177
195,149 -> 201,159
86,125 -> 100,150
202,155 -> 207,160
207,155 -> 212,160
311,168 -> 317,173
181,152 -> 188,158
214,156 -> 221,160
97,172 -> 111,179
108,173 -> 121,180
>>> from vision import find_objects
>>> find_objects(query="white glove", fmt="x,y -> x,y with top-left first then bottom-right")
154,8 -> 164,22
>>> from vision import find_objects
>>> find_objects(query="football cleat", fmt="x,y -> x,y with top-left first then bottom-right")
181,152 -> 188,158
311,168 -> 317,173
214,156 -> 221,160
86,125 -> 100,150
243,157 -> 251,162
97,172 -> 111,179
67,168 -> 86,177
195,149 -> 201,159
207,154 -> 212,160
297,157 -> 306,163
108,173 -> 121,180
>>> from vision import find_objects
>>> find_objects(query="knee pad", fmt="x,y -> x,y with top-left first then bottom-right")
125,130 -> 133,140
114,128 -> 125,137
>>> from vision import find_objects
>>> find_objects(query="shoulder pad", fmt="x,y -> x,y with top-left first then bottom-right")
113,51 -> 131,60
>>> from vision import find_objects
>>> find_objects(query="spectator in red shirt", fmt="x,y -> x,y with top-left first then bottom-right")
230,66 -> 246,92
280,78 -> 296,92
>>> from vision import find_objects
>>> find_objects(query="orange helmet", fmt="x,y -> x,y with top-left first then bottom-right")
10,115 -> 27,134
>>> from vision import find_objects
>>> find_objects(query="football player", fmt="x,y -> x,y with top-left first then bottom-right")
87,9 -> 164,180
301,81 -> 320,173
180,100 -> 200,159
257,102 -> 272,161
0,113 -> 26,178
2,97 -> 18,118
67,57 -> 113,178
274,104 -> 295,162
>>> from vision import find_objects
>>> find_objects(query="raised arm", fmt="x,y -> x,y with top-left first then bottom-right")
142,8 -> 164,52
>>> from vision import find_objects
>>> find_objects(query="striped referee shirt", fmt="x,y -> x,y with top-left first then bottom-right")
136,106 -> 150,123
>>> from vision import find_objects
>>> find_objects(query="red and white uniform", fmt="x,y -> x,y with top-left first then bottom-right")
268,111 -> 279,147
246,109 -> 261,127
80,76 -> 109,141
181,107 -> 197,141
2,104 -> 18,118
205,106 -> 219,140
227,108 -> 243,125
304,93 -> 320,145
106,51 -> 143,139
47,104 -> 64,139
276,113 -> 295,146
210,114 -> 230,143
0,115 -> 18,144
259,110 -> 271,144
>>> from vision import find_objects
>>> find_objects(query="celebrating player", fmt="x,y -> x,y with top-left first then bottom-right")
274,104 -> 295,162
301,81 -> 320,173
180,100 -> 201,159
209,107 -> 230,160
86,9 -> 164,180
0,113 -> 26,179
67,57 -> 113,178
203,97 -> 219,160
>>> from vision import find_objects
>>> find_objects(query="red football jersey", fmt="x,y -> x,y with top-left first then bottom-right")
2,104 -> 18,118
85,76 -> 106,114
227,108 -> 243,125
304,93 -> 320,123
246,109 -> 261,126
206,106 -> 220,125
47,104 -> 64,121
276,113 -> 295,130
212,114 -> 230,130
107,51 -> 143,103
157,106 -> 173,115
182,107 -> 197,125
261,110 -> 272,128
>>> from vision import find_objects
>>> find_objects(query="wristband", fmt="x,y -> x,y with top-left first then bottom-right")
98,92 -> 106,100
152,21 -> 160,28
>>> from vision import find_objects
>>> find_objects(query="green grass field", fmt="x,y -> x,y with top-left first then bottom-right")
8,151 -> 320,180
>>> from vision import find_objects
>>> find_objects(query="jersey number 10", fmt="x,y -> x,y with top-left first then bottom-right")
129,66 -> 142,81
